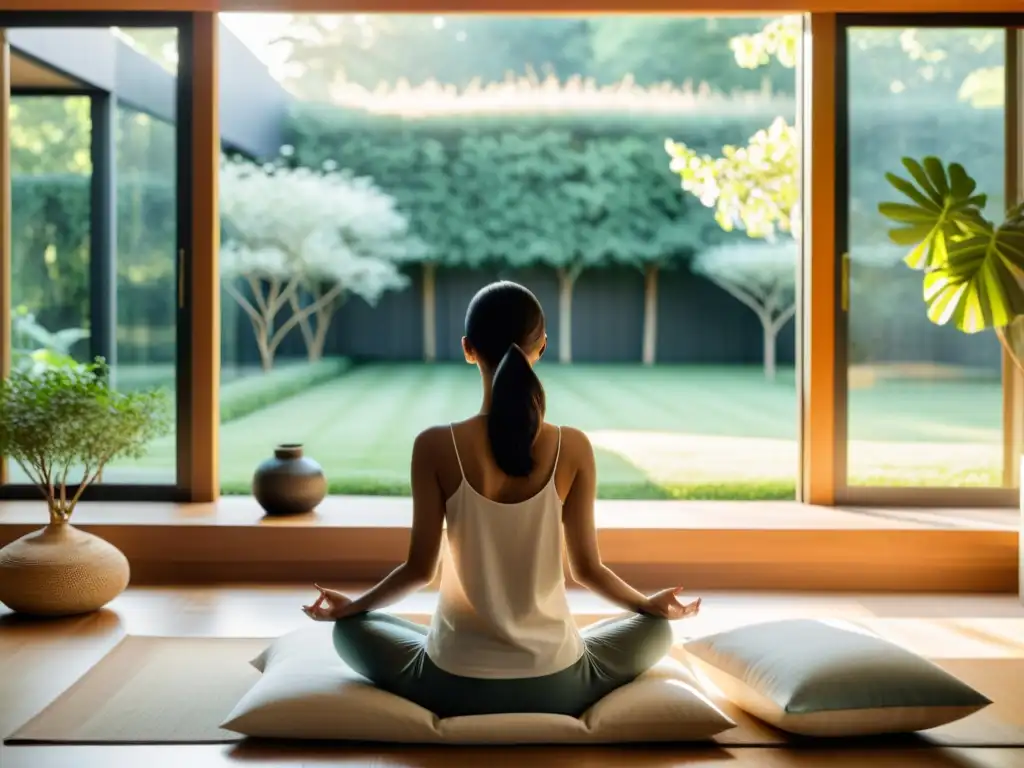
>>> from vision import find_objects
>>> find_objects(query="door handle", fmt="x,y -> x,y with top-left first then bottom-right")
178,249 -> 185,309
840,252 -> 850,313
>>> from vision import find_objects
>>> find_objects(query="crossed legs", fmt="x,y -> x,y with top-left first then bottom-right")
332,611 -> 673,718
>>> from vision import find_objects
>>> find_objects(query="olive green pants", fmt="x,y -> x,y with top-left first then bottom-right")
332,611 -> 672,719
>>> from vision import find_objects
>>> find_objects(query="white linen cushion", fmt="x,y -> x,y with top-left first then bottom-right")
222,625 -> 735,743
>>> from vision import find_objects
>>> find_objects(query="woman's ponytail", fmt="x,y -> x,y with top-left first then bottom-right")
488,343 -> 546,477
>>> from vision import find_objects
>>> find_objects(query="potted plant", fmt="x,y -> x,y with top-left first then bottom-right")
879,157 -> 1024,598
0,359 -> 171,616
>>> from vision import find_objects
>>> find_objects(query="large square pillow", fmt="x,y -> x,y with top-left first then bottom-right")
683,619 -> 991,737
222,625 -> 735,743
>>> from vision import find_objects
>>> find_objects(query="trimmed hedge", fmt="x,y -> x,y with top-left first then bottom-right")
220,358 -> 352,424
287,99 -> 1003,272
285,105 -> 794,271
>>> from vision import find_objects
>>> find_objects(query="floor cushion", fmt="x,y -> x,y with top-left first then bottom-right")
222,625 -> 735,743
682,618 -> 991,737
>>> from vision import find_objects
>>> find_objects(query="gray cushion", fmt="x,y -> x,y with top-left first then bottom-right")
683,619 -> 990,737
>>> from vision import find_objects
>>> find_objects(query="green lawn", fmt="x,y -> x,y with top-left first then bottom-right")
203,362 -> 1002,498
53,362 -> 1002,498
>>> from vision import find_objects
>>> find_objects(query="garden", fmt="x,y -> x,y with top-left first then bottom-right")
4,17 -> 1009,498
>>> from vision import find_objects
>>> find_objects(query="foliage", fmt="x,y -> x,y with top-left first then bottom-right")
266,14 -> 1001,107
666,18 -> 1005,241
0,360 -> 171,523
666,116 -> 798,239
10,310 -> 89,374
286,91 -> 765,276
219,155 -> 417,367
692,241 -> 797,380
220,358 -> 351,423
589,16 -> 792,92
879,157 -> 1024,368
268,15 -> 795,101
10,96 -> 91,175
729,16 -> 800,70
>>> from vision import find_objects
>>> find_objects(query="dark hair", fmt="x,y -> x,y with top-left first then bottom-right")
465,281 -> 546,477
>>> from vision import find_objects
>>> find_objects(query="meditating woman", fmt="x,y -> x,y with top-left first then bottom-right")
302,280 -> 701,718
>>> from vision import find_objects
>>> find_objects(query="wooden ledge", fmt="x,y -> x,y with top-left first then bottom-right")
0,496 -> 1016,530
0,498 -> 1017,593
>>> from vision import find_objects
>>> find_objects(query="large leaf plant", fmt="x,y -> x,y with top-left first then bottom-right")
879,157 -> 1024,371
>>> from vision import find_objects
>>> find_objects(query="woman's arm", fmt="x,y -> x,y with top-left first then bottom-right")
309,429 -> 446,619
561,428 -> 653,615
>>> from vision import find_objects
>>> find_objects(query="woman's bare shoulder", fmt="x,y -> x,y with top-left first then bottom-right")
414,423 -> 457,449
411,424 -> 459,465
547,424 -> 594,462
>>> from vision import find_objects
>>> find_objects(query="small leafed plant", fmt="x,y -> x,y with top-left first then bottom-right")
0,360 -> 171,523
879,157 -> 1024,370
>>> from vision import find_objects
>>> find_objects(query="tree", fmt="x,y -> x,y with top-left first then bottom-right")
665,18 -> 1004,241
219,155 -> 416,369
693,241 -> 796,380
588,16 -> 793,92
665,115 -> 798,240
9,97 -> 91,175
290,77 -> 755,365
270,15 -> 593,100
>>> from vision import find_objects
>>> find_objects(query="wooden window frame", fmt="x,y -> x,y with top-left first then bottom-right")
0,2 -> 1019,510
0,11 -> 213,502
830,13 -> 1024,507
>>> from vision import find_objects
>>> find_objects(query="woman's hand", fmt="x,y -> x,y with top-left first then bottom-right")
643,587 -> 701,620
301,584 -> 356,621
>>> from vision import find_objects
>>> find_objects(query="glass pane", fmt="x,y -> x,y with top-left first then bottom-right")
10,95 -> 92,367
845,27 -> 1005,488
105,101 -> 178,482
105,27 -> 180,483
6,27 -> 179,486
217,13 -> 800,501
8,94 -> 93,487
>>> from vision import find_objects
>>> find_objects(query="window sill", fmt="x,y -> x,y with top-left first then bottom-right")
0,495 -> 1015,529
0,497 -> 1016,593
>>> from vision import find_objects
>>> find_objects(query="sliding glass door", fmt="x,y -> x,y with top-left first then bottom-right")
834,15 -> 1023,505
0,13 -> 193,501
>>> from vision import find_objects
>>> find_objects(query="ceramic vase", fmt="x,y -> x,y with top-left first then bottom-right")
0,523 -> 130,616
252,443 -> 327,516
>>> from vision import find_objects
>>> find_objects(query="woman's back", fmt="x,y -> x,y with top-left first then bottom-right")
307,281 -> 697,719
425,418 -> 585,679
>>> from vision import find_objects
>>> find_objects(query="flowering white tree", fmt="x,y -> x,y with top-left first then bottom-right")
693,241 -> 796,381
220,156 -> 421,368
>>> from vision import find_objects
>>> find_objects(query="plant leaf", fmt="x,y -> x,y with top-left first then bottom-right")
879,157 -> 990,271
922,221 -> 1024,333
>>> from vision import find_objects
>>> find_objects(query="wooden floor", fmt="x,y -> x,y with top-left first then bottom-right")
2,586 -> 1024,767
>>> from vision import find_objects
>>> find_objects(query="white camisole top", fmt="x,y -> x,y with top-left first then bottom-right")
425,425 -> 585,679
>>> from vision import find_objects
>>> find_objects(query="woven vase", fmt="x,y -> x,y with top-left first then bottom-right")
0,523 -> 130,616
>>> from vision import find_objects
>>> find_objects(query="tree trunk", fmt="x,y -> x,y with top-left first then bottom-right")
290,286 -> 339,364
763,320 -> 777,382
292,293 -> 317,362
422,262 -> 437,363
257,335 -> 274,372
557,267 -> 578,364
642,264 -> 659,366
308,302 -> 334,362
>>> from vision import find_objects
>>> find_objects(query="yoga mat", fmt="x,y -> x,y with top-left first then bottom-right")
6,635 -> 1024,747
6,636 -> 265,744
